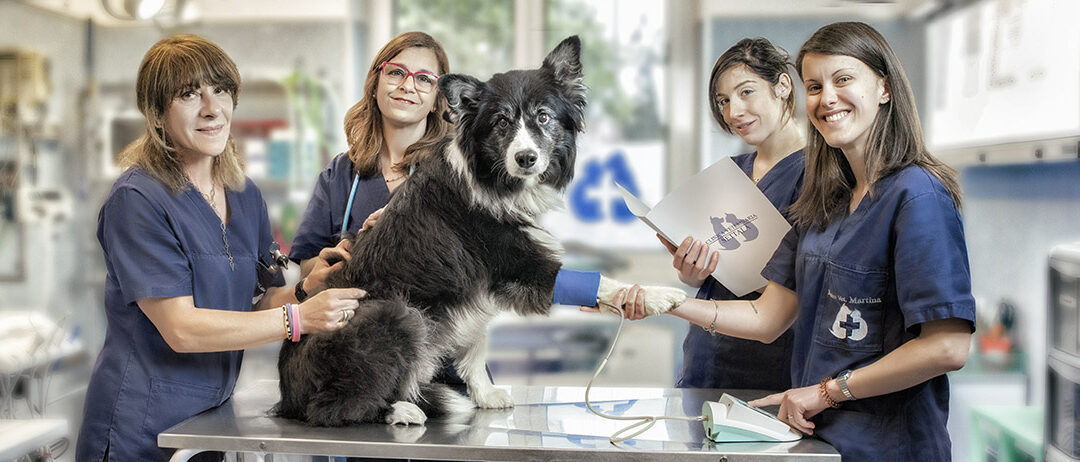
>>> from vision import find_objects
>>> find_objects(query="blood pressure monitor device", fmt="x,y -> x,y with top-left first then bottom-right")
702,393 -> 802,442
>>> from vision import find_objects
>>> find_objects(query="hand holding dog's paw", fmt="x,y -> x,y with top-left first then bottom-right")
642,285 -> 687,316
596,276 -> 687,319
472,387 -> 515,409
386,401 -> 427,426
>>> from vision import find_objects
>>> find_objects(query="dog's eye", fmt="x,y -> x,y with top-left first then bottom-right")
497,119 -> 510,130
537,113 -> 550,125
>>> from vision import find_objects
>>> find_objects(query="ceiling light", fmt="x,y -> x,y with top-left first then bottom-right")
130,0 -> 165,19
101,0 -> 166,20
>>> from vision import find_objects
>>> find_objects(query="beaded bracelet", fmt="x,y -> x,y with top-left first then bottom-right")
281,305 -> 292,340
819,377 -> 841,409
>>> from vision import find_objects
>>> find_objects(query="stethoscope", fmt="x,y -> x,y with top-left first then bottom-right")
340,164 -> 415,234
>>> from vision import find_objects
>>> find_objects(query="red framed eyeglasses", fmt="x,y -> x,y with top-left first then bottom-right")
379,62 -> 440,93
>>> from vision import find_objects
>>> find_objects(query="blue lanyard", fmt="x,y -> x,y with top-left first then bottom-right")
341,164 -> 414,234
341,174 -> 361,235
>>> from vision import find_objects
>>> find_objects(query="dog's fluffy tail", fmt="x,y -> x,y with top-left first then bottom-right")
414,382 -> 476,421
274,297 -> 428,426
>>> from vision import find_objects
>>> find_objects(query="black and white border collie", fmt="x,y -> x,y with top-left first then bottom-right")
274,36 -> 686,427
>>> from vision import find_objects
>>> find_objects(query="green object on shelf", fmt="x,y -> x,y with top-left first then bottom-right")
968,405 -> 1043,462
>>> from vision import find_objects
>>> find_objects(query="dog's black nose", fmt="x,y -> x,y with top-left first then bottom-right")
515,150 -> 538,169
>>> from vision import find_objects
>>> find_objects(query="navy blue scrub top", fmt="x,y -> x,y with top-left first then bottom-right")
762,165 -> 976,460
674,150 -> 804,390
77,168 -> 281,462
290,153 -> 600,306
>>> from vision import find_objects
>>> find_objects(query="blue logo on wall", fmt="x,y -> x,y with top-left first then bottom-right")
570,151 -> 639,223
706,213 -> 760,250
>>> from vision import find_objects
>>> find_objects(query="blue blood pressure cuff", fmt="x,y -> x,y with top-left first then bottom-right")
553,269 -> 602,306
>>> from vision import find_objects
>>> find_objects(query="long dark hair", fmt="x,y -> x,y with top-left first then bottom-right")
708,37 -> 796,133
343,31 -> 450,176
789,22 -> 961,229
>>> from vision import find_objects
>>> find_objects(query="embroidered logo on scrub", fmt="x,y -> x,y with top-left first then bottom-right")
829,304 -> 868,341
705,213 -> 760,250
826,290 -> 880,341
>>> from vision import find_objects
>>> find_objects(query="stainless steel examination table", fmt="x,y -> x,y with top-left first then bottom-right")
160,380 -> 839,461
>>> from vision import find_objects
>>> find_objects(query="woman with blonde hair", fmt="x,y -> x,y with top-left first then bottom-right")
77,35 -> 364,461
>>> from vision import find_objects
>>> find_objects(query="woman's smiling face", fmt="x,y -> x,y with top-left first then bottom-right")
163,83 -> 233,159
713,63 -> 792,148
801,53 -> 890,156
376,46 -> 441,129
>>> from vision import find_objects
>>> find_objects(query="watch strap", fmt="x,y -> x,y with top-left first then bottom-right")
837,369 -> 856,401
294,278 -> 308,303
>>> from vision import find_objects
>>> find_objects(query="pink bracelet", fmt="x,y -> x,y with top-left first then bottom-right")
288,303 -> 302,342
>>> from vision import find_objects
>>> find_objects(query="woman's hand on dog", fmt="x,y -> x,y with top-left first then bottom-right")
360,207 -> 385,232
580,285 -> 649,320
299,287 -> 367,333
306,240 -> 351,294
660,234 -> 718,289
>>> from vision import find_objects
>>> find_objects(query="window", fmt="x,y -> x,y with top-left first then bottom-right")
395,0 -> 513,78
543,0 -> 668,250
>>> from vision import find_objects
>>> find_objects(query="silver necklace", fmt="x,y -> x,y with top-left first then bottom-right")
193,179 -> 234,271
199,183 -> 218,212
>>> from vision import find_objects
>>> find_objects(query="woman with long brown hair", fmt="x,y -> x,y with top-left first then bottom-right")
289,31 -> 450,275
289,31 -> 605,386
619,22 -> 974,460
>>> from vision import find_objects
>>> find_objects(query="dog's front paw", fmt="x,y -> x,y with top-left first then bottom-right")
472,388 -> 514,409
597,276 -> 686,317
642,285 -> 687,316
386,401 -> 427,426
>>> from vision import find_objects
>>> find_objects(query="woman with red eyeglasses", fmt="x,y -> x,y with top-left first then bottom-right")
289,31 -> 604,388
287,32 -> 448,305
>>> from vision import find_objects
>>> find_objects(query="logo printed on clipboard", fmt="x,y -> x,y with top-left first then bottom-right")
705,213 -> 760,250
613,157 -> 792,297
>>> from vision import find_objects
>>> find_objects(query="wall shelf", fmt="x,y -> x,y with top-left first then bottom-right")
936,135 -> 1080,168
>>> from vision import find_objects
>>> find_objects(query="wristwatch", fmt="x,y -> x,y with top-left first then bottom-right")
294,277 -> 309,303
836,369 -> 856,401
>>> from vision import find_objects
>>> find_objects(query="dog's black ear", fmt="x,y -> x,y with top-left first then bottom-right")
439,74 -> 484,120
542,36 -> 587,132
543,35 -> 582,84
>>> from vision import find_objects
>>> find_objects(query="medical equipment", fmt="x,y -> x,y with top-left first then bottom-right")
702,393 -> 801,442
0,311 -> 65,375
340,164 -> 415,234
585,302 -> 801,444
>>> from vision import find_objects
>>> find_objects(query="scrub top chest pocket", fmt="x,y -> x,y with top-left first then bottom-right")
813,262 -> 887,353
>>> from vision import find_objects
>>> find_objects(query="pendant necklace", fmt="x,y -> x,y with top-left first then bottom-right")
383,156 -> 407,183
194,179 -> 234,271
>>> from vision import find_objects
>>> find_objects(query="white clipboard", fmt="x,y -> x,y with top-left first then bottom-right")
617,158 -> 790,296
